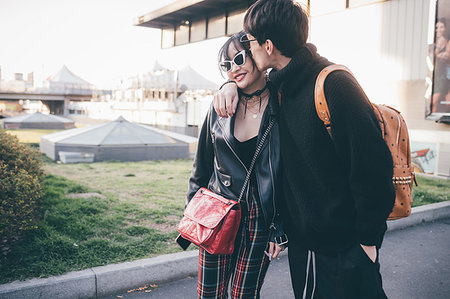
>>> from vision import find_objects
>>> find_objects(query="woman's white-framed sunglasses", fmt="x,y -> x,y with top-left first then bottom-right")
219,50 -> 246,72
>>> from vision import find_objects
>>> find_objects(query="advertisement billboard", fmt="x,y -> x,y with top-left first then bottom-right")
428,0 -> 450,119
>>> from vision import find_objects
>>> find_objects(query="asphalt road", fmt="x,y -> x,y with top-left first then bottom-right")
103,218 -> 450,299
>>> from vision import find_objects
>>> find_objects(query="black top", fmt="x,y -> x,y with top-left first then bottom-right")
269,44 -> 395,253
235,135 -> 257,169
235,135 -> 258,190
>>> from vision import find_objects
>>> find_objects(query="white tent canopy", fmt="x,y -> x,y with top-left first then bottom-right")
137,64 -> 218,91
40,116 -> 190,162
177,65 -> 218,91
48,65 -> 92,86
2,112 -> 75,129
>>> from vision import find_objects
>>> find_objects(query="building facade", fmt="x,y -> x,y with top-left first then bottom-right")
75,63 -> 216,137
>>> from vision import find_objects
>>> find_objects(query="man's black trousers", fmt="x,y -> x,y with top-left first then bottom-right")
288,240 -> 388,299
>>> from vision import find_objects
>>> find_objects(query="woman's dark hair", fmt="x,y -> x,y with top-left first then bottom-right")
244,0 -> 309,58
218,31 -> 256,76
437,17 -> 447,27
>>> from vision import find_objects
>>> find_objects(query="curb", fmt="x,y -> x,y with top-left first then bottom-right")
386,201 -> 450,232
1,201 -> 450,299
0,250 -> 199,299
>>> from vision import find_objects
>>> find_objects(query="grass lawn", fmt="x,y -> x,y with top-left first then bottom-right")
0,159 -> 193,284
0,160 -> 449,284
412,175 -> 450,207
5,129 -> 62,143
42,160 -> 193,230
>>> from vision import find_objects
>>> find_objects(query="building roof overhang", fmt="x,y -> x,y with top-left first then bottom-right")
134,0 -> 253,28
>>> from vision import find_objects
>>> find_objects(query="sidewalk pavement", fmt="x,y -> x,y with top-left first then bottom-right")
104,217 -> 450,299
1,201 -> 450,299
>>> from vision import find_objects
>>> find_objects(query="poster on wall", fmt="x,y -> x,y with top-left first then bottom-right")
428,0 -> 450,118
411,142 -> 437,175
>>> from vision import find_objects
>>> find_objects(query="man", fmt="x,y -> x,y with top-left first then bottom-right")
214,0 -> 395,298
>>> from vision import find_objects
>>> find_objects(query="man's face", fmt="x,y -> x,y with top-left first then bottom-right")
245,33 -> 271,71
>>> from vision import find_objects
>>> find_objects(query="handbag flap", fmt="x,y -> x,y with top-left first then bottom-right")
184,188 -> 239,229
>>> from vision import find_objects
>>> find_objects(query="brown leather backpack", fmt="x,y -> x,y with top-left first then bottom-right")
314,64 -> 416,220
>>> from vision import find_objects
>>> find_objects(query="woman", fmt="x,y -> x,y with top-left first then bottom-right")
186,31 -> 287,298
432,18 -> 449,112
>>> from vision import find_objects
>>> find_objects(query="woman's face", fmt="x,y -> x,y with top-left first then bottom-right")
436,22 -> 445,38
225,42 -> 264,91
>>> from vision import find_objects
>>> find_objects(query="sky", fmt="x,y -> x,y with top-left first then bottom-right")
0,0 -> 228,89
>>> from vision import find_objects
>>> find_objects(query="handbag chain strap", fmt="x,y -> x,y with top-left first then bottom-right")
237,119 -> 275,203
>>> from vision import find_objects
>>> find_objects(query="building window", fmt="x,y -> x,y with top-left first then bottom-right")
208,14 -> 226,38
296,0 -> 309,7
227,9 -> 246,35
191,19 -> 206,42
310,0 -> 345,16
162,27 -> 175,48
346,0 -> 387,8
175,23 -> 189,46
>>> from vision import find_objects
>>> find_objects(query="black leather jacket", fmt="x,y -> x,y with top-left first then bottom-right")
188,85 -> 287,245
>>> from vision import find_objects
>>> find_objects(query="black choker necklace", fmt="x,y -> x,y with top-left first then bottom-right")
239,85 -> 268,119
240,85 -> 268,98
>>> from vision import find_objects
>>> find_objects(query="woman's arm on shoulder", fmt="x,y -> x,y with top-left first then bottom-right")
214,81 -> 239,118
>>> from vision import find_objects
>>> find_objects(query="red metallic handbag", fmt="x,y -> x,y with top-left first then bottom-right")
177,188 -> 241,255
177,119 -> 275,255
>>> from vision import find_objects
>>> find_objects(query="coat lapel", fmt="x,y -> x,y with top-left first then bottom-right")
218,115 -> 239,155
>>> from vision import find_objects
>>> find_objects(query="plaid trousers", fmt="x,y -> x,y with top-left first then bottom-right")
198,191 -> 271,299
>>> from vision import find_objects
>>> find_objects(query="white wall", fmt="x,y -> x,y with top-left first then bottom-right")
309,0 -> 450,142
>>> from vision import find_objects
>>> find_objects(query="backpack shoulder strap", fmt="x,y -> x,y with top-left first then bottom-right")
314,64 -> 353,137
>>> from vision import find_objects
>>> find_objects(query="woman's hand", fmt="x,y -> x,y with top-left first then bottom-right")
265,242 -> 286,261
214,83 -> 239,118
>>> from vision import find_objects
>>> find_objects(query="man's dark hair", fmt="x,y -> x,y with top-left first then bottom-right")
244,0 -> 309,57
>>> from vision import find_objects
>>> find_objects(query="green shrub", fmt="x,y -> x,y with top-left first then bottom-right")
0,129 -> 43,253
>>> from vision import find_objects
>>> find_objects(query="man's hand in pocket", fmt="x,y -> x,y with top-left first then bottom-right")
360,244 -> 377,263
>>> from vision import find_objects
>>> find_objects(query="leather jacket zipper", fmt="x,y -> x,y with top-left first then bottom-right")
254,172 -> 267,224
254,127 -> 274,228
211,132 -> 221,169
268,130 -> 277,229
